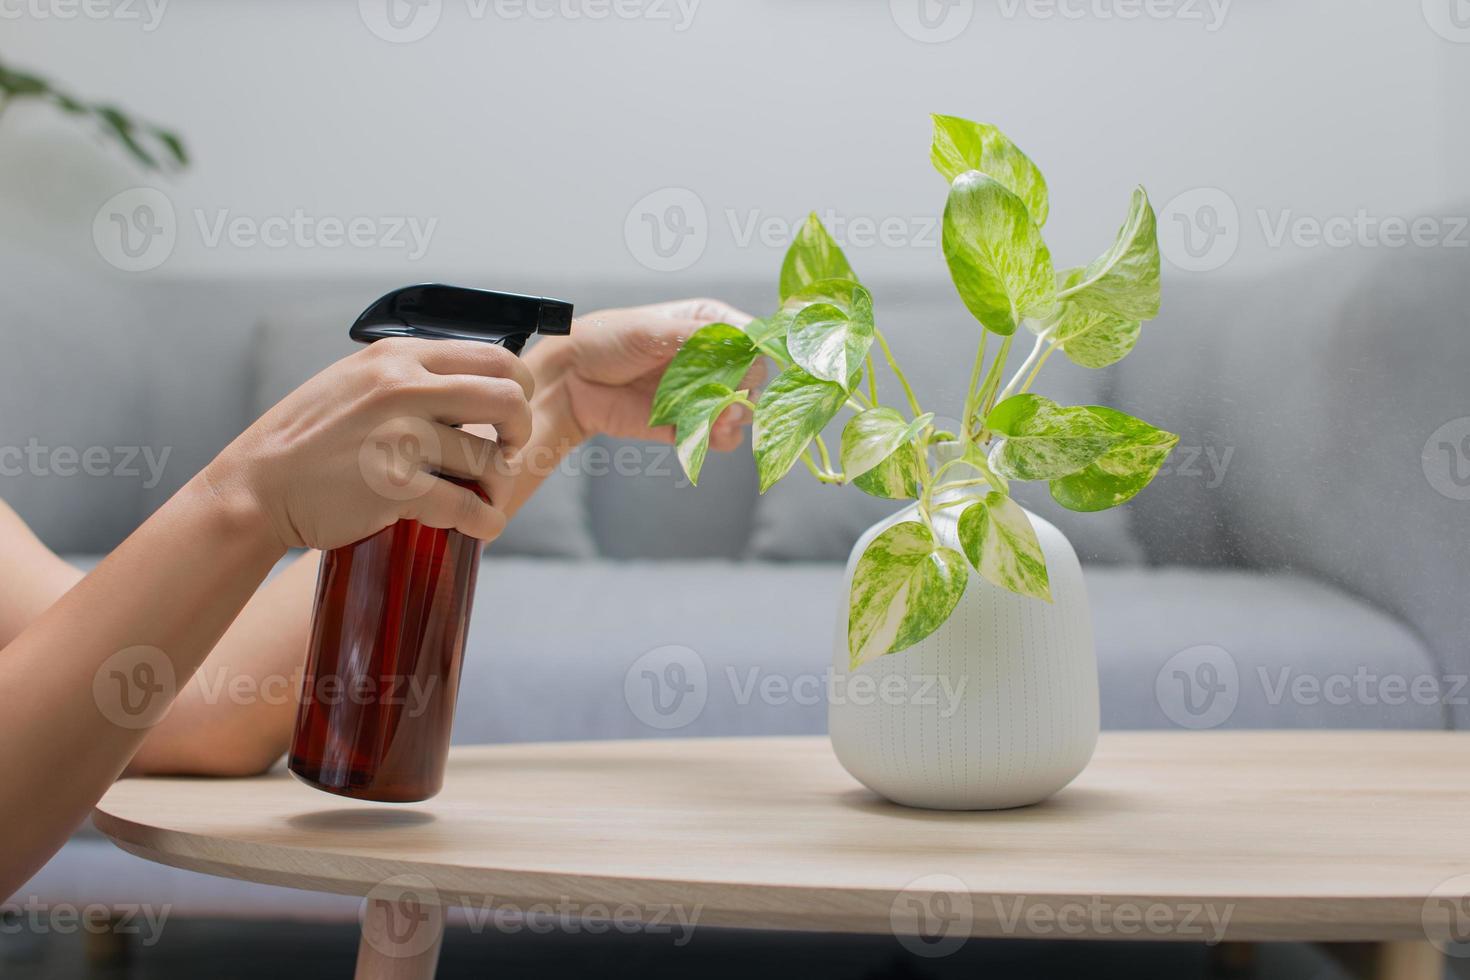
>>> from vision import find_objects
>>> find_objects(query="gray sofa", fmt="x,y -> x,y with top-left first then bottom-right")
7,240 -> 1468,919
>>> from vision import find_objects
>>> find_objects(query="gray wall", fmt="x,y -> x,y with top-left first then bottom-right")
1,0 -> 1466,290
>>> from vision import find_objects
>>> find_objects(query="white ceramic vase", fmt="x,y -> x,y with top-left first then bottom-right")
828,483 -> 1099,811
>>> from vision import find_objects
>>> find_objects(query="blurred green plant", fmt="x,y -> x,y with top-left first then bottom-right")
0,54 -> 187,171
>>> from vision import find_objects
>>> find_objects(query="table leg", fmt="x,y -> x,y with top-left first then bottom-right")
1321,941 -> 1444,980
354,896 -> 445,980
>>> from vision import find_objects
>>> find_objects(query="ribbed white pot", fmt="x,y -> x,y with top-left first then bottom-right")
828,487 -> 1099,810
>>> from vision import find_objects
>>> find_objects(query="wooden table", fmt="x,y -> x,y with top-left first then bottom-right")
94,733 -> 1470,979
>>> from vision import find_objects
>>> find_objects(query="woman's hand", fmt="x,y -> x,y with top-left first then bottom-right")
208,338 -> 535,551
525,298 -> 765,451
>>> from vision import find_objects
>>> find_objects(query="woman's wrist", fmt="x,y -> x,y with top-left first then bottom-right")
525,337 -> 590,450
194,456 -> 294,561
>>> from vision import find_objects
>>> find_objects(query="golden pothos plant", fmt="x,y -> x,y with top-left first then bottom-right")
650,115 -> 1177,669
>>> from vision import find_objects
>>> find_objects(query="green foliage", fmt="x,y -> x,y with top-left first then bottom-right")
0,55 -> 187,171
649,115 -> 1177,666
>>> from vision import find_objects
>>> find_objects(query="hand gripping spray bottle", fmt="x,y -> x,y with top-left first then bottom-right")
289,285 -> 573,802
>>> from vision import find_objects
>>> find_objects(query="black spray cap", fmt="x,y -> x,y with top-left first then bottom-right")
350,284 -> 573,357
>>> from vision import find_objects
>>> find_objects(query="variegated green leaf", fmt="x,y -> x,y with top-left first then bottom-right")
1053,304 -> 1142,369
930,114 -> 1049,226
779,213 -> 857,303
848,521 -> 969,668
841,408 -> 934,481
957,492 -> 1052,602
1050,407 -> 1179,512
745,315 -> 792,364
985,393 -> 1120,481
673,383 -> 748,486
789,294 -> 875,389
752,366 -> 848,492
853,442 -> 923,500
1063,186 -> 1161,321
943,171 -> 1056,336
649,323 -> 757,427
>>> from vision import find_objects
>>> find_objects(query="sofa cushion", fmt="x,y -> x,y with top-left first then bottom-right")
0,250 -> 151,554
252,298 -> 596,560
451,558 -> 1444,743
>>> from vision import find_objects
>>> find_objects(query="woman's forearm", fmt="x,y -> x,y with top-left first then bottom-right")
126,550 -> 321,779
0,471 -> 285,896
134,368 -> 587,779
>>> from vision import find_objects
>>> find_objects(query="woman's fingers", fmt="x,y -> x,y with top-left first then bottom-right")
378,338 -> 536,398
402,477 -> 507,542
414,376 -> 534,455
429,424 -> 516,511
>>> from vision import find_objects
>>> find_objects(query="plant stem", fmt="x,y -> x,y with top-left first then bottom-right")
998,328 -> 1054,404
873,330 -> 922,418
1020,344 -> 1057,393
932,477 -> 992,496
969,334 -> 1014,438
801,450 -> 845,484
813,434 -> 836,474
866,353 -> 878,405
960,329 -> 989,443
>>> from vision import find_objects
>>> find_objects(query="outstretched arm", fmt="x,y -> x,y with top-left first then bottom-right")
0,338 -> 534,898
